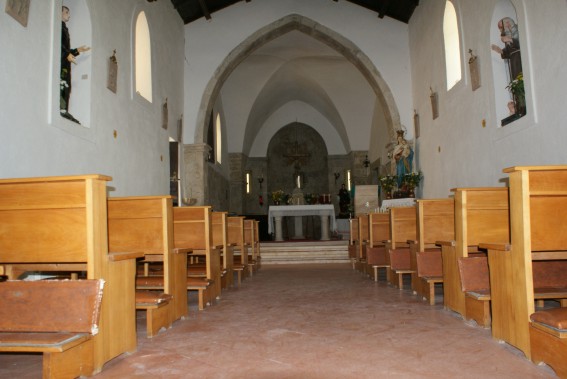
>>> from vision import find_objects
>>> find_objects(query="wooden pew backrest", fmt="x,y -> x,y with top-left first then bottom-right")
0,279 -> 104,334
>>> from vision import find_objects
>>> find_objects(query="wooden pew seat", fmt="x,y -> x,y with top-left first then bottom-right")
530,307 -> 567,378
457,257 -> 491,328
135,291 -> 173,338
136,276 -> 213,311
389,248 -> 414,290
366,246 -> 390,282
416,250 -> 443,305
0,279 -> 104,379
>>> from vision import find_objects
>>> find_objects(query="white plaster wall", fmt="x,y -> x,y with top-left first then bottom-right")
183,0 -> 413,146
249,101 -> 346,156
0,0 -> 185,196
409,0 -> 567,198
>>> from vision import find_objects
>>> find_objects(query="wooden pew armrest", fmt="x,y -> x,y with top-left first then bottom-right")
173,247 -> 193,255
435,240 -> 455,247
108,251 -> 145,261
478,243 -> 511,251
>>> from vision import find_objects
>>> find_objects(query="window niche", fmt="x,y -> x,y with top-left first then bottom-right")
491,1 -> 527,127
50,0 -> 93,134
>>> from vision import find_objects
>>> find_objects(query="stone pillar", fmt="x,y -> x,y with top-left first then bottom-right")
183,143 -> 211,206
229,153 -> 246,215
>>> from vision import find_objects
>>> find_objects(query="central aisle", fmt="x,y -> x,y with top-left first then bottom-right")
86,264 -> 554,378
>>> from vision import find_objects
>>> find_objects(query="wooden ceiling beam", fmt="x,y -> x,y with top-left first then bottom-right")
198,0 -> 211,20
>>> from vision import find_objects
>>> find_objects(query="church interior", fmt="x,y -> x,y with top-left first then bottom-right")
1,0 -> 567,377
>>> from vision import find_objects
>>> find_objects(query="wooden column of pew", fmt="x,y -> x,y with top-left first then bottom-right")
173,206 -> 220,310
0,175 -> 140,373
228,216 -> 248,287
385,207 -> 417,289
437,187 -> 509,318
479,166 -> 567,377
409,199 -> 454,305
107,196 -> 189,336
355,214 -> 370,273
244,219 -> 258,275
212,211 -> 234,289
348,217 -> 359,270
365,212 -> 391,282
253,220 -> 261,271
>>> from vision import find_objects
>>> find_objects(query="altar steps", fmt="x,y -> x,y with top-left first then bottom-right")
260,240 -> 349,264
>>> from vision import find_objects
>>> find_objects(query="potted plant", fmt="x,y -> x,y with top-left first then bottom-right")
271,189 -> 285,205
379,175 -> 397,199
402,172 -> 422,198
506,73 -> 525,116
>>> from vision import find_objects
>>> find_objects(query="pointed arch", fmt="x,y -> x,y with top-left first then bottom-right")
443,1 -> 462,90
193,14 -> 402,145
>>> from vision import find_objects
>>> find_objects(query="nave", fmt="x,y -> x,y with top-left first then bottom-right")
0,264 -> 555,378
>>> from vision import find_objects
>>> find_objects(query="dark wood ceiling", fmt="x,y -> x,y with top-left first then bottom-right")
169,0 -> 419,25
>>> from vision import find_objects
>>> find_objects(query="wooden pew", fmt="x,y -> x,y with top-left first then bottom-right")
409,199 -> 454,304
0,279 -> 104,379
107,196 -> 189,335
253,220 -> 261,270
355,214 -> 369,273
0,175 -> 139,372
385,207 -> 417,288
244,219 -> 258,275
173,206 -> 220,310
457,256 -> 491,327
479,165 -> 567,375
437,187 -> 509,318
212,211 -> 233,289
228,216 -> 247,287
365,212 -> 391,282
348,217 -> 359,270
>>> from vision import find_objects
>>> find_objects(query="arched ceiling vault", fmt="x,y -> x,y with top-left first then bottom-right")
195,14 -> 402,156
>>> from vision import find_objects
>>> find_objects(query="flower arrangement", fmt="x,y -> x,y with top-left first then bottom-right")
271,189 -> 286,205
402,172 -> 422,189
379,175 -> 397,193
506,73 -> 524,100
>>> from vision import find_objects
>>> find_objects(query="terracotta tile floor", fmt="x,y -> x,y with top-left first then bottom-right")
0,264 -> 557,378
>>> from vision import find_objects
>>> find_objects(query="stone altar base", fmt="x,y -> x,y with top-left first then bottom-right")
260,240 -> 349,264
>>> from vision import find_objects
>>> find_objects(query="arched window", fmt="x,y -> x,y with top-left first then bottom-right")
443,1 -> 462,90
215,113 -> 222,164
135,11 -> 152,102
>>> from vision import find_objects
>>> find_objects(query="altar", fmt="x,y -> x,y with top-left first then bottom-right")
268,204 -> 336,241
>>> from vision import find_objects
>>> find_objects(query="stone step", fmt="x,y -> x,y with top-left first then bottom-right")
259,240 -> 349,264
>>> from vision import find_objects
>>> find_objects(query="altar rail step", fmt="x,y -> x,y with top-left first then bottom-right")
260,240 -> 349,264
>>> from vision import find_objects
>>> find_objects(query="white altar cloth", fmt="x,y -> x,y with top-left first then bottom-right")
268,204 -> 337,241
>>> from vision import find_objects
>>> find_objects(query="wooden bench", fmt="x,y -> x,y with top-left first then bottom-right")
385,207 -> 416,288
479,164 -> 567,376
355,214 -> 370,273
389,248 -> 413,290
409,199 -> 454,304
173,206 -> 220,310
437,187 -> 509,319
365,212 -> 390,282
0,175 -> 139,372
228,216 -> 248,287
457,256 -> 491,327
348,217 -> 359,270
0,279 -> 104,379
529,308 -> 567,378
212,211 -> 233,289
107,196 -> 188,336
244,219 -> 258,275
416,250 -> 444,305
